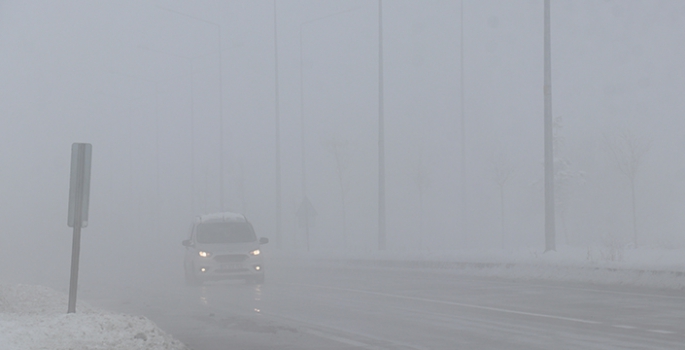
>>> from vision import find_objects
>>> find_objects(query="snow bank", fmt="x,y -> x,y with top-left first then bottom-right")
283,246 -> 685,289
0,284 -> 189,350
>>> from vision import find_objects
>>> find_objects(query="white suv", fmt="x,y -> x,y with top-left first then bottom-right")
182,212 -> 268,285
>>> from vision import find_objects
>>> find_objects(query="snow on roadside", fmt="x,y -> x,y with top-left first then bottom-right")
0,284 -> 189,350
286,246 -> 685,289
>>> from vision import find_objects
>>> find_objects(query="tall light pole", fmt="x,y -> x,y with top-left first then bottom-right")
299,21 -> 309,251
543,0 -> 556,252
157,6 -> 226,212
189,66 -> 196,216
273,0 -> 282,249
378,0 -> 386,251
459,0 -> 466,246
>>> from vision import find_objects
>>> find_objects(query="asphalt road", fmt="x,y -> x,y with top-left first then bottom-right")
82,258 -> 685,349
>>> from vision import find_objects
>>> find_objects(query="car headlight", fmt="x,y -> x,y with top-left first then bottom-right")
198,251 -> 211,258
249,249 -> 260,256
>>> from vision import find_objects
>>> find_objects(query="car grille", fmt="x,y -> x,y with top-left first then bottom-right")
215,268 -> 249,274
214,254 -> 248,263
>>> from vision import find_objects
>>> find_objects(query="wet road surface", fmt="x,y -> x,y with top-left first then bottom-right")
81,258 -> 685,349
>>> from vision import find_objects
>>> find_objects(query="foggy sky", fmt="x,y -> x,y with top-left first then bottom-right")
2,0 -> 685,287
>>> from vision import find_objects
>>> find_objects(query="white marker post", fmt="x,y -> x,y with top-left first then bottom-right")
67,143 -> 92,313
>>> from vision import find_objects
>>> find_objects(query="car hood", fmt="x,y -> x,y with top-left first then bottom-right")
194,241 -> 258,255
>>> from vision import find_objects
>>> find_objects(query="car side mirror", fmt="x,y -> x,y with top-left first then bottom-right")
182,239 -> 194,247
259,237 -> 269,245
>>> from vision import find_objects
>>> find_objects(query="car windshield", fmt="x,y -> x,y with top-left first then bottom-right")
195,222 -> 256,244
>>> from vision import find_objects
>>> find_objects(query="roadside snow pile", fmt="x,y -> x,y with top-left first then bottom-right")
302,246 -> 685,289
0,284 -> 189,350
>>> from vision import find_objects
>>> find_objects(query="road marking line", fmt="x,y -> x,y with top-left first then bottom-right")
264,311 -> 429,350
612,325 -> 637,330
286,282 -> 681,339
306,329 -> 382,350
515,282 -> 685,301
293,283 -> 602,325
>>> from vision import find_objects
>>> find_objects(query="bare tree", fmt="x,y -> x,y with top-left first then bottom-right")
553,117 -> 585,245
413,152 -> 430,250
605,129 -> 651,247
491,152 -> 515,249
322,137 -> 350,248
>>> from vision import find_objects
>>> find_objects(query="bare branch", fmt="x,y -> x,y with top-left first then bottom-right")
604,129 -> 651,181
491,152 -> 516,188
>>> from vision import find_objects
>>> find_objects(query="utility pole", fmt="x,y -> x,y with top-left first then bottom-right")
299,21 -> 310,251
459,0 -> 466,244
190,67 -> 196,216
218,26 -> 225,213
273,0 -> 282,249
543,0 -> 556,252
378,0 -> 386,251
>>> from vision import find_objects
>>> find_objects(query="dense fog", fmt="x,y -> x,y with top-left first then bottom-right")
1,0 -> 685,289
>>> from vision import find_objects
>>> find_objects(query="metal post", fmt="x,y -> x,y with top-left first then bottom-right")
67,149 -> 85,314
67,215 -> 82,313
378,0 -> 386,251
543,0 -> 556,252
299,25 -> 309,251
459,0 -> 466,244
218,25 -> 225,212
155,83 -> 160,241
274,0 -> 282,249
190,67 -> 196,216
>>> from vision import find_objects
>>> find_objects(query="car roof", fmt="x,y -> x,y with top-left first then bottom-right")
195,212 -> 246,224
